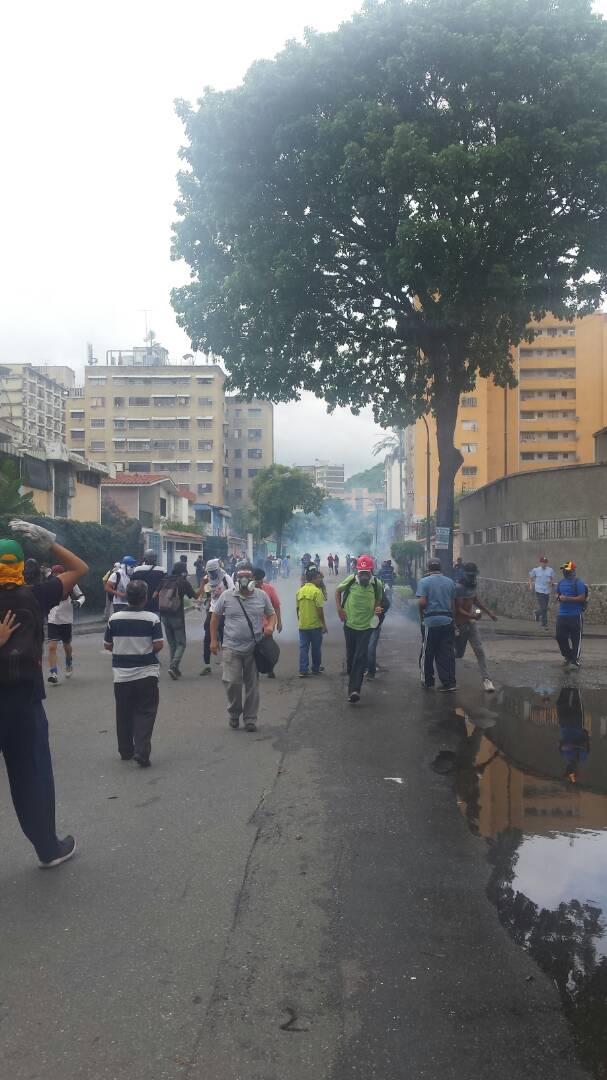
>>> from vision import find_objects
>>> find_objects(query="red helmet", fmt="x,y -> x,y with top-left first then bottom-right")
356,555 -> 374,572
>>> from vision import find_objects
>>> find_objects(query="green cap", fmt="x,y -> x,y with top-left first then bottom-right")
0,538 -> 25,563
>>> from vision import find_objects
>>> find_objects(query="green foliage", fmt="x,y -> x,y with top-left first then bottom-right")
0,458 -> 36,518
344,463 -> 385,492
229,504 -> 255,537
161,520 -> 206,535
250,465 -> 325,545
172,0 -> 607,555
0,514 -> 142,612
391,539 -> 425,577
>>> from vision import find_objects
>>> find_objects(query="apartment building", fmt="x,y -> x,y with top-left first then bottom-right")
294,462 -> 345,497
74,357 -> 227,512
224,396 -> 274,507
0,363 -> 66,449
407,311 -> 607,520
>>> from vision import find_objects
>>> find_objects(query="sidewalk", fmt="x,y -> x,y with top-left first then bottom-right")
482,613 -> 607,639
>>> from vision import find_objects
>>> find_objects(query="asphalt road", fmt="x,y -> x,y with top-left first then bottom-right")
0,575 -> 590,1080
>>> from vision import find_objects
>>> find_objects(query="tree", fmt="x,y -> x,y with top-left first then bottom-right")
391,539 -> 424,579
172,0 -> 607,565
344,462 -> 385,492
250,465 -> 325,552
0,457 -> 36,518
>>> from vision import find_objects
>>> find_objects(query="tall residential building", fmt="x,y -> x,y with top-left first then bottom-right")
0,363 -> 67,449
294,462 -> 345,497
75,356 -> 228,518
408,311 -> 607,520
224,396 -> 274,507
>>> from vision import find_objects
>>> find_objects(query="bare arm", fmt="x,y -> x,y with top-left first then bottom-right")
336,586 -> 346,622
52,542 -> 88,599
210,612 -> 220,652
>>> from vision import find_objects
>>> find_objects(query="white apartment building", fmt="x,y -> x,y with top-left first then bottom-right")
0,364 -> 66,449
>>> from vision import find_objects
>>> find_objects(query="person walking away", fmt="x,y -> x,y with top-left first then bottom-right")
210,561 -> 276,732
179,553 -> 189,574
200,558 -> 233,675
104,580 -> 163,767
454,562 -> 497,692
103,562 -> 120,618
336,555 -> 386,704
529,556 -> 554,629
1,520 -> 88,866
555,561 -> 588,668
132,549 -> 165,614
158,562 -> 201,679
47,564 -> 85,684
253,567 -> 282,678
327,553 -> 334,575
194,555 -> 204,587
106,556 -> 138,612
283,554 -> 291,578
297,566 -> 327,676
264,553 -> 274,582
451,557 -> 466,585
333,553 -> 340,577
314,553 -> 321,570
416,557 -> 457,691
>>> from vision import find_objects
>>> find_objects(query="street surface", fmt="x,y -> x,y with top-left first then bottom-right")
1,573 -> 599,1080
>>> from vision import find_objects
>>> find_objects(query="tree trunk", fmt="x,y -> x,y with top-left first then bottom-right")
434,388 -> 463,570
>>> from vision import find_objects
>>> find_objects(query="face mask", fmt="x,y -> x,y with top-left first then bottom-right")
238,576 -> 254,593
358,573 -> 371,587
463,574 -> 477,588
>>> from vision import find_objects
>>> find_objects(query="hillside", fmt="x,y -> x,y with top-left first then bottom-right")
344,462 -> 384,491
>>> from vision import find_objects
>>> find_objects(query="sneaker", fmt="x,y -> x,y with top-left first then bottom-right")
168,668 -> 178,681
366,673 -> 376,681
199,666 -> 212,676
39,835 -> 76,869
120,752 -> 134,761
311,669 -> 323,676
563,658 -> 571,667
244,721 -> 257,732
267,671 -> 276,679
229,717 -> 240,729
134,756 -> 150,768
483,678 -> 495,693
47,672 -> 58,685
65,665 -> 73,679
439,685 -> 457,693
422,683 -> 434,690
298,672 -> 309,678
570,659 -> 581,668
348,691 -> 360,704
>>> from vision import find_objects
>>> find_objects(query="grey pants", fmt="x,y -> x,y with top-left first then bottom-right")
455,621 -> 490,680
222,647 -> 259,722
162,615 -> 187,672
535,592 -> 550,626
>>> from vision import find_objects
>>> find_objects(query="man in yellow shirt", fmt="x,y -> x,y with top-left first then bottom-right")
296,566 -> 327,677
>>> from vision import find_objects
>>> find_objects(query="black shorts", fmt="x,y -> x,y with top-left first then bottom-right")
47,623 -> 72,645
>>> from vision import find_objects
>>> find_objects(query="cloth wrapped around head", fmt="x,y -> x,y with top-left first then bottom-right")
0,538 -> 25,587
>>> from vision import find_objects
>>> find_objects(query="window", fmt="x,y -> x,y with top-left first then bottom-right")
90,440 -> 105,451
526,518 -> 587,541
113,439 -> 126,450
152,396 -> 176,407
127,440 -> 150,451
152,439 -> 175,451
90,418 -> 105,428
178,440 -> 190,450
70,428 -> 85,440
88,376 -> 107,385
501,523 -> 520,542
152,461 -> 190,472
520,347 -> 576,358
70,410 -> 85,420
197,419 -> 212,429
113,419 -> 126,430
128,418 -> 150,429
461,396 -> 477,408
462,466 -> 477,476
198,397 -> 214,407
248,428 -> 262,439
529,325 -> 575,338
197,483 -> 213,494
248,468 -> 260,478
485,527 -> 497,544
160,497 -> 167,517
128,461 -> 150,472
196,377 -> 214,384
76,471 -> 99,488
114,397 -> 125,408
461,421 -> 477,431
473,531 -> 483,545
128,397 -> 150,406
197,462 -> 213,472
519,368 -> 575,379
248,407 -> 262,415
197,440 -> 213,450
461,443 -> 477,454
248,448 -> 263,459
234,467 -> 242,478
233,429 -> 242,439
232,488 -> 242,498
234,448 -> 242,459
90,397 -> 106,408
177,396 -> 190,407
462,533 -> 471,546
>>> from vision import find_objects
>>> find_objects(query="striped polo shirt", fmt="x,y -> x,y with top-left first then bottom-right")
105,608 -> 163,683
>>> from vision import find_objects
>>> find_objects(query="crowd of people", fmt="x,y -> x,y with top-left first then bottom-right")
0,518 -> 592,870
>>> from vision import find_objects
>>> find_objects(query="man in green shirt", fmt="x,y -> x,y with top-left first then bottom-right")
336,555 -> 386,704
296,566 -> 327,676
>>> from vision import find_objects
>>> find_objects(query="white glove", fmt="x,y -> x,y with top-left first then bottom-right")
9,519 -> 57,552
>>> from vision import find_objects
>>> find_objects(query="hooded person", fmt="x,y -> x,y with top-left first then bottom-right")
105,556 -> 138,612
157,561 -> 202,679
0,521 -> 88,867
132,549 -> 166,614
199,558 -> 233,676
336,555 -> 387,704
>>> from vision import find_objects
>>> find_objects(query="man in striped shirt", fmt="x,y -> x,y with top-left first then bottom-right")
104,580 -> 163,767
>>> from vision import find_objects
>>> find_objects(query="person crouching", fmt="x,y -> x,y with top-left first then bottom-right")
104,579 -> 163,767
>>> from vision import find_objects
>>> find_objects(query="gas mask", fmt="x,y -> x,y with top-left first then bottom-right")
237,574 -> 255,594
357,572 -> 372,587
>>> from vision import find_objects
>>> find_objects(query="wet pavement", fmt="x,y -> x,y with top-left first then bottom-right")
434,684 -> 607,1078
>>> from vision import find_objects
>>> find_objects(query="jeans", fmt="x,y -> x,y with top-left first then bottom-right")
454,621 -> 489,680
162,614 -> 187,672
535,591 -> 550,627
344,626 -> 372,694
367,624 -> 382,676
420,623 -> 456,688
222,647 -> 259,722
203,611 -> 224,665
556,614 -> 583,662
0,696 -> 62,862
299,628 -> 323,673
114,676 -> 159,762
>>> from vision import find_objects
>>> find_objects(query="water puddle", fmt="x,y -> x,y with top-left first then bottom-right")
447,684 -> 607,1078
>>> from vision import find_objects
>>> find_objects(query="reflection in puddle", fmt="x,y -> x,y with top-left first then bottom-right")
452,685 -> 607,1078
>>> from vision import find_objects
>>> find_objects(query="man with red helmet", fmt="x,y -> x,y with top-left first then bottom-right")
336,555 -> 387,704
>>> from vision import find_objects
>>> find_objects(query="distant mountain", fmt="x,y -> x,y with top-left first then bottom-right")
344,462 -> 384,491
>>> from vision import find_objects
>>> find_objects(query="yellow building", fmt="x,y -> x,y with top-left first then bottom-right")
1,444 -> 109,522
411,311 -> 607,519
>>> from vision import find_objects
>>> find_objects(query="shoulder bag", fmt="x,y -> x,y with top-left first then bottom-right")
235,595 -> 280,674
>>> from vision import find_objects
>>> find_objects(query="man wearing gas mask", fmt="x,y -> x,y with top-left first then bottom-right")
336,555 -> 387,704
454,562 -> 497,692
210,561 -> 276,732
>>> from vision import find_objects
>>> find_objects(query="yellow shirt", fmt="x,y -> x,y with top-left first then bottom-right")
296,583 -> 325,630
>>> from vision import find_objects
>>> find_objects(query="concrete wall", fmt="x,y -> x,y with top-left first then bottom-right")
459,462 -> 607,621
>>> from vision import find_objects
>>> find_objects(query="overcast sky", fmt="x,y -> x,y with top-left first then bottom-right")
2,1 -> 606,479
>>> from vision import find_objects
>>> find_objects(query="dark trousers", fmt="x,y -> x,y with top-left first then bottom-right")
203,611 -> 224,665
114,677 -> 159,763
299,628 -> 323,673
0,698 -> 61,862
344,626 -> 372,694
162,615 -> 186,672
420,623 -> 456,688
535,592 -> 550,627
556,614 -> 583,662
367,624 -> 382,676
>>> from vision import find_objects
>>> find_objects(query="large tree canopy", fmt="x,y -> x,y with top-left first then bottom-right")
172,0 -> 607,558
250,464 -> 325,549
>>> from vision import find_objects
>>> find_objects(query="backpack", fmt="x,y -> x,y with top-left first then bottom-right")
0,584 -> 44,684
574,579 -> 590,612
341,574 -> 389,611
158,576 -> 182,614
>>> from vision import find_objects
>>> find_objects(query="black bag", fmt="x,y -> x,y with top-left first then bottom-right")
235,596 -> 280,674
0,584 -> 44,684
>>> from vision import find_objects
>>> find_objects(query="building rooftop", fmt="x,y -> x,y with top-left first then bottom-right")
101,472 -> 177,488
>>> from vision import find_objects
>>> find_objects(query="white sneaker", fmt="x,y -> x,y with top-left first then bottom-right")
483,678 -> 495,693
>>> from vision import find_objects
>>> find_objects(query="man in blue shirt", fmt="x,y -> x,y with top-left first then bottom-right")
416,558 -> 457,691
555,561 -> 587,667
529,556 -> 554,629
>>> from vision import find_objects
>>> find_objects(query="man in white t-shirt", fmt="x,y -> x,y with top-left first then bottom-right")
47,563 -> 85,684
529,556 -> 554,629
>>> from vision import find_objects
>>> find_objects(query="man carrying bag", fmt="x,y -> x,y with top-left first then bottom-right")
210,561 -> 277,732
